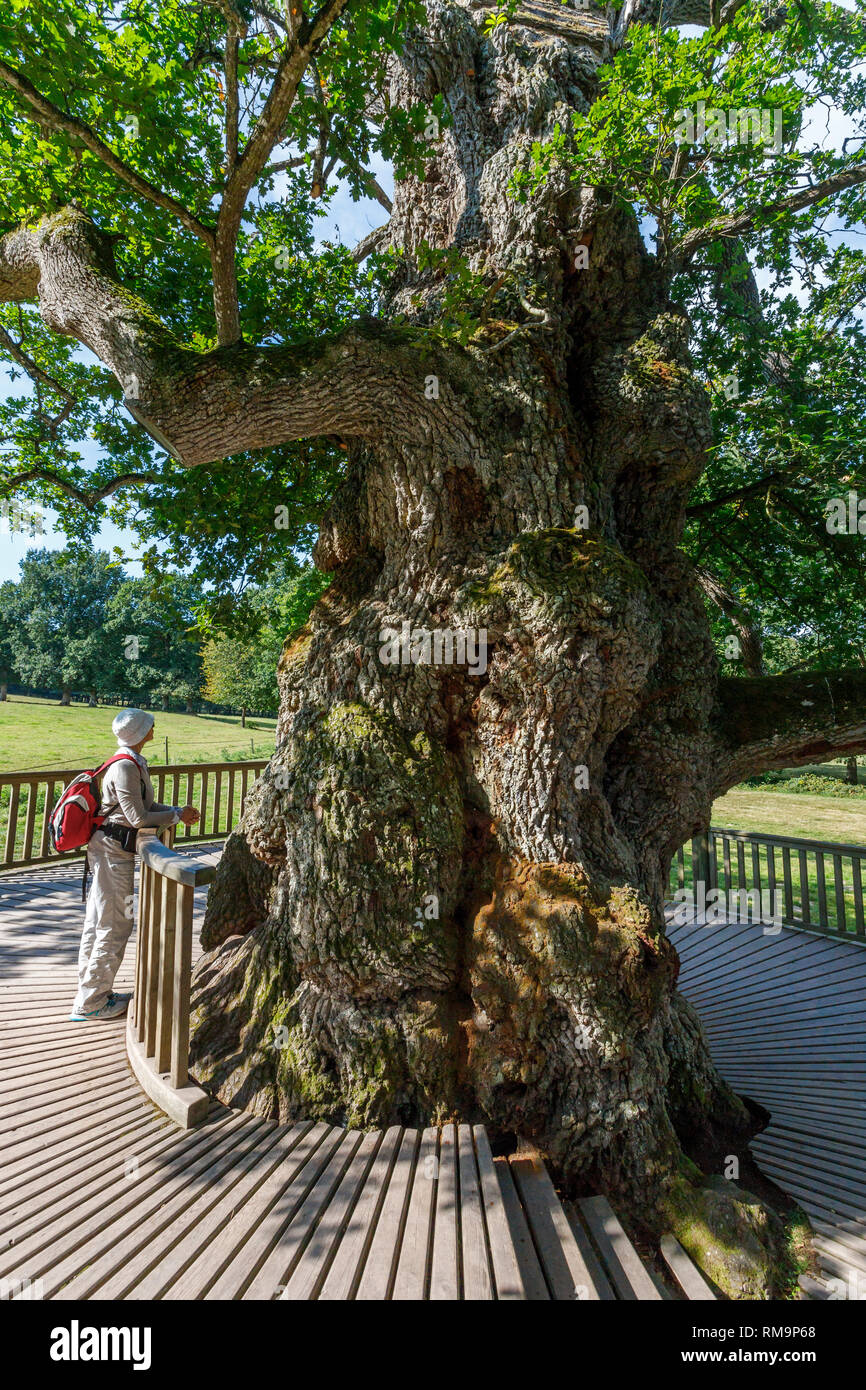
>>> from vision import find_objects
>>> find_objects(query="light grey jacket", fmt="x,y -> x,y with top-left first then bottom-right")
100,746 -> 181,831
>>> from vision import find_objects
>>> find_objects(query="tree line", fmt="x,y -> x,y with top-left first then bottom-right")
0,546 -> 328,720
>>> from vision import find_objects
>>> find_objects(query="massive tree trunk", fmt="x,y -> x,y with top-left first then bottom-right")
5,0 -> 866,1298
181,2 -> 864,1297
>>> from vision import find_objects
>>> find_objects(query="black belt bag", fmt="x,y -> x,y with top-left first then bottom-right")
99,821 -> 139,853
82,821 -> 138,901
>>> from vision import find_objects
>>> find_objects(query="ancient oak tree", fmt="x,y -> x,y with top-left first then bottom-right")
3,0 -> 866,1294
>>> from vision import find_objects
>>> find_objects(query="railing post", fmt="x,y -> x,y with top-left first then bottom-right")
134,857 -> 151,1043
126,836 -> 214,1128
155,877 -> 178,1073
171,884 -> 195,1089
144,871 -> 163,1058
692,831 -> 711,898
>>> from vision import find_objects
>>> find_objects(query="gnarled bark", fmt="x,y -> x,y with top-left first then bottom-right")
183,1 -> 813,1296
5,0 -> 863,1297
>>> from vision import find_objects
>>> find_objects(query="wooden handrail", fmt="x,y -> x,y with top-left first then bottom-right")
126,834 -> 217,1128
0,759 -> 267,872
670,826 -> 866,942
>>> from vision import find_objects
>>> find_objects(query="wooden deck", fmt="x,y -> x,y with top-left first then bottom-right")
7,863 -> 852,1300
670,908 -> 866,1295
0,865 -> 687,1301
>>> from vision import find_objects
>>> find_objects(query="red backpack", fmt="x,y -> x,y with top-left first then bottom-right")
48,753 -> 139,853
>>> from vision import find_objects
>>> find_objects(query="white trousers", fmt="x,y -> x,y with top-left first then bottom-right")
74,830 -> 136,1014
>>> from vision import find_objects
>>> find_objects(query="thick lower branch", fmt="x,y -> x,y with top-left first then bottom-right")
713,670 -> 866,792
0,208 -> 463,466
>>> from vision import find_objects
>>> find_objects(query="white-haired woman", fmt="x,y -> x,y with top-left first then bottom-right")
70,709 -> 200,1021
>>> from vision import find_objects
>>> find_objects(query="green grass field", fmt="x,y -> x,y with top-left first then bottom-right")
0,695 -> 277,774
712,788 -> 866,845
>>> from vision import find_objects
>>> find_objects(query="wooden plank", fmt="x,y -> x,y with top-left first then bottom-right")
227,769 -> 236,835
428,1123 -> 459,1300
144,871 -> 163,1056
509,1155 -> 603,1300
134,864 -> 150,1039
154,878 -> 177,1073
660,1234 -> 716,1300
38,782 -> 56,860
21,785 -> 37,864
211,769 -> 222,838
563,1205 -> 616,1299
3,784 -> 19,868
240,1129 -> 362,1300
170,884 -> 194,1088
493,1159 -> 549,1300
356,1127 -> 419,1300
799,848 -> 812,926
816,851 -> 828,926
577,1196 -> 661,1300
0,1093 -> 169,1193
833,853 -> 847,934
390,1127 -> 438,1301
853,857 -> 864,937
0,1111 -> 246,1290
90,1125 -> 307,1300
0,1115 -> 169,1233
54,1120 -> 284,1300
473,1128 -> 526,1300
173,1122 -> 338,1300
0,1064 -> 134,1131
318,1125 -> 403,1301
457,1123 -> 493,1300
198,771 -> 209,841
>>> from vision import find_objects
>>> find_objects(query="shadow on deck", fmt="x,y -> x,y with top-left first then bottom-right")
5,864 -> 850,1301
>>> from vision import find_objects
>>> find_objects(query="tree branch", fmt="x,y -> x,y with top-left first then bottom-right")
0,58 -> 214,248
0,323 -> 77,438
695,565 -> 764,676
0,466 -> 155,509
225,30 -> 241,175
350,222 -> 390,262
670,163 -> 866,268
0,208 -> 445,468
714,670 -> 866,791
686,469 -> 794,517
213,0 -> 350,344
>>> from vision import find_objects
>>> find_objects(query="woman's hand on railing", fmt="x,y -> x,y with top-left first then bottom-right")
178,806 -> 200,826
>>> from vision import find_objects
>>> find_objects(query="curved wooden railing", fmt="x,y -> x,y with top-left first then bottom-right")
0,758 -> 267,871
670,827 -> 866,941
126,835 -> 217,1128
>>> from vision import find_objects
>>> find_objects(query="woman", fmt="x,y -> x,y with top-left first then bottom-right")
70,708 -> 200,1021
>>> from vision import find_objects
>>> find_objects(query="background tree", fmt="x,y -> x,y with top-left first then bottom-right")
202,562 -> 330,721
102,574 -> 204,711
202,635 -> 278,725
3,547 -> 122,703
0,580 -> 16,700
4,0 -> 866,1294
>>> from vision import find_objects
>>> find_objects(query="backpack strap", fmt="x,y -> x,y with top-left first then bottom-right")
93,752 -> 139,779
92,752 -> 147,832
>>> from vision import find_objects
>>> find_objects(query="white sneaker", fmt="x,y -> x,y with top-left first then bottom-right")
69,992 -> 130,1021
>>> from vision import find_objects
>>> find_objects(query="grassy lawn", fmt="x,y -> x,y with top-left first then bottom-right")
712,788 -> 866,846
0,695 -> 276,774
